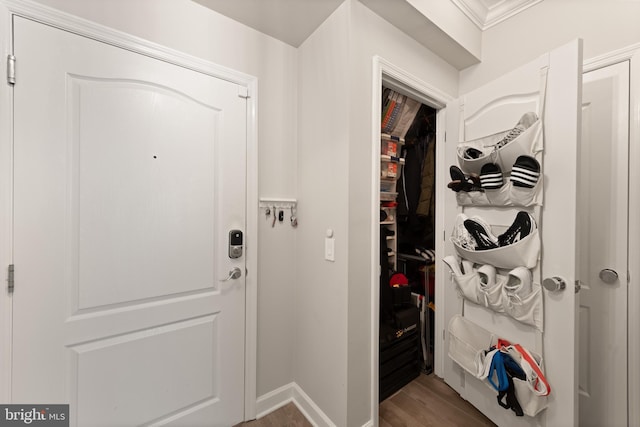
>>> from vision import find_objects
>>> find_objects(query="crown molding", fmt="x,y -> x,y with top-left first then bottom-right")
451,0 -> 543,30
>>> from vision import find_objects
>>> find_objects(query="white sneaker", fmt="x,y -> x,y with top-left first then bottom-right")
495,112 -> 538,149
451,214 -> 476,250
477,264 -> 496,289
504,267 -> 533,297
443,255 -> 463,276
461,259 -> 475,275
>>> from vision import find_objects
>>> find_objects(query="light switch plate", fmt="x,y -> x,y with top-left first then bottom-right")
325,237 -> 335,262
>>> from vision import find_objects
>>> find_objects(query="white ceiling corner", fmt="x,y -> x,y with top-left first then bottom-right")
451,0 -> 543,30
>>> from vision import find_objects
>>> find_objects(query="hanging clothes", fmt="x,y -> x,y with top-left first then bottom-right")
397,141 -> 424,218
416,133 -> 436,219
379,226 -> 394,324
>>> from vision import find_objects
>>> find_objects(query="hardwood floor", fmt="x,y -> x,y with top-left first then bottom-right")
238,374 -> 496,427
379,373 -> 496,427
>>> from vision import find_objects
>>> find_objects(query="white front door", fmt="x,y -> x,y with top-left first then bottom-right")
443,40 -> 582,426
578,61 -> 629,427
11,16 -> 247,427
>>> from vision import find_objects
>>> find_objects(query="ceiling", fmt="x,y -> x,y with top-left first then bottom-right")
193,0 -> 541,48
193,0 -> 345,47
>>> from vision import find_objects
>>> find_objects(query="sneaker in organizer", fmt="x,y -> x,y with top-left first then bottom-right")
498,211 -> 536,247
463,216 -> 499,250
495,112 -> 538,150
504,267 -> 533,297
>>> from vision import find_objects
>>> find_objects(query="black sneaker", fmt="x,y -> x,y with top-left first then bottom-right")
463,218 -> 499,250
498,211 -> 536,246
480,163 -> 503,190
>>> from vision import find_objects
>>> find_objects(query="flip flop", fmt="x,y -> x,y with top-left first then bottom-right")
449,165 -> 482,192
480,163 -> 504,190
511,155 -> 540,188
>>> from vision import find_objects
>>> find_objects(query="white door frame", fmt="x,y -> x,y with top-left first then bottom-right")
0,0 -> 259,420
583,42 -> 640,427
370,56 -> 452,424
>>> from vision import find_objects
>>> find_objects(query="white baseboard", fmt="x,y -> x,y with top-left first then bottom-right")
257,382 -> 372,427
255,382 -> 295,419
290,383 -> 336,427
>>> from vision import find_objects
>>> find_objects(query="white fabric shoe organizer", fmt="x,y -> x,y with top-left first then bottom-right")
457,112 -> 541,176
451,229 -> 540,270
454,111 -> 543,208
448,315 -> 549,417
443,257 -> 544,331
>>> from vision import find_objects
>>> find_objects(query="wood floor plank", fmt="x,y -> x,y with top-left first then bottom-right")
239,374 -> 496,427
409,374 -> 494,424
387,390 -> 449,427
379,398 -> 429,427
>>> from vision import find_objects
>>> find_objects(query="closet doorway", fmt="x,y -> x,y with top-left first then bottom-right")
371,57 -> 451,412
378,92 -> 437,401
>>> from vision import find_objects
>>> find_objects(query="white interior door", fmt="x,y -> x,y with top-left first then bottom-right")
578,61 -> 629,427
11,16 -> 247,427
443,40 -> 582,426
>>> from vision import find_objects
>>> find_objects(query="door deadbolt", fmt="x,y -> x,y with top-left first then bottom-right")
229,230 -> 243,259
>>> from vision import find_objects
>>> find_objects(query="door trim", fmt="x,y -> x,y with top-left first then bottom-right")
0,0 -> 259,420
370,55 -> 452,424
584,42 -> 640,427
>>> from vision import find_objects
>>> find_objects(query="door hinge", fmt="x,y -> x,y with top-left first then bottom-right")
238,86 -> 249,99
7,55 -> 15,85
7,264 -> 14,293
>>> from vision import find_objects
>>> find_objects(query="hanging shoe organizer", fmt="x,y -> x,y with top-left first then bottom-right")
444,256 -> 543,331
447,315 -> 549,417
450,212 -> 541,269
444,67 -> 550,419
453,69 -> 547,208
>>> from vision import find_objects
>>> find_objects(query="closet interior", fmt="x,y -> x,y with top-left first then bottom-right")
379,87 -> 437,401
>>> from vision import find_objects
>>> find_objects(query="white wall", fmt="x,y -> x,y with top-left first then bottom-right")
295,3 -> 351,424
28,0 -> 299,399
347,2 -> 458,425
295,1 -> 458,425
461,0 -> 640,93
